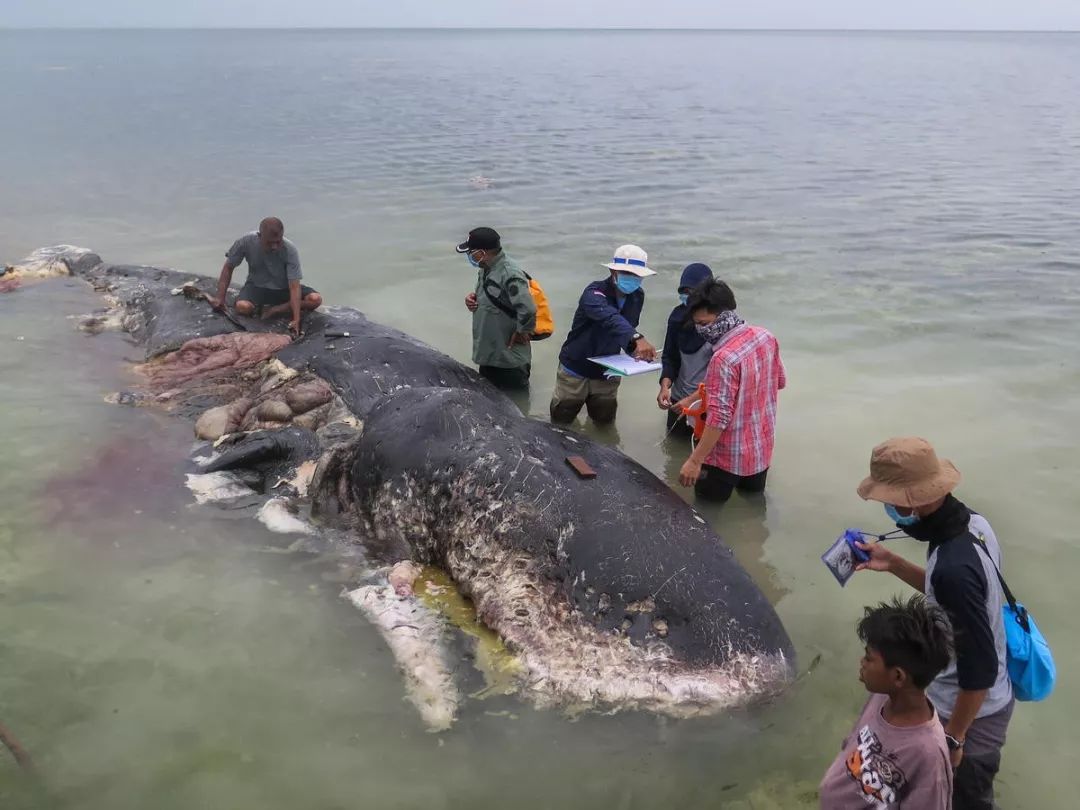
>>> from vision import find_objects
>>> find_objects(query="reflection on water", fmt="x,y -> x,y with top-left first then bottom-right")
2,27 -> 1080,808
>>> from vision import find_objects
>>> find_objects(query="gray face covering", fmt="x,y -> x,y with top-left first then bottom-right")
695,311 -> 745,343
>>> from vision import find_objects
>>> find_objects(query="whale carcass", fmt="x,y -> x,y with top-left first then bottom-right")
25,246 -> 796,728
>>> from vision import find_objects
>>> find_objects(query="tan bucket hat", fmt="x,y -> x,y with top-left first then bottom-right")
857,437 -> 961,507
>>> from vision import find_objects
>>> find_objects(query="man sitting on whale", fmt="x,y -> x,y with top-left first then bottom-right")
209,217 -> 323,335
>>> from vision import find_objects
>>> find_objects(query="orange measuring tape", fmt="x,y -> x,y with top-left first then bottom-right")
683,383 -> 708,442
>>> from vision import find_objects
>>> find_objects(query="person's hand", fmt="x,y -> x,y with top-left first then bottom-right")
855,541 -> 895,573
633,338 -> 658,362
207,295 -> 225,312
507,331 -> 531,348
670,395 -> 694,415
679,458 -> 703,487
948,745 -> 964,770
465,292 -> 478,312
289,317 -> 302,337
657,383 -> 672,410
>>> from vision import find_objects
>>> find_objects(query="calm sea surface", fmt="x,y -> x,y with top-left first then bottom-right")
2,29 -> 1079,808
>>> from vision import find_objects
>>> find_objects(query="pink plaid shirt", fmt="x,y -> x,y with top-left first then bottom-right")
702,324 -> 786,476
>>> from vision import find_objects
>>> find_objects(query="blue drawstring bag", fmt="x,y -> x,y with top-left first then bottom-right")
975,539 -> 1056,702
1003,602 -> 1055,702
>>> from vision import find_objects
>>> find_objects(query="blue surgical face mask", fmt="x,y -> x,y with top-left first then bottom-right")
678,293 -> 689,306
465,251 -> 481,268
615,274 -> 642,295
885,504 -> 920,527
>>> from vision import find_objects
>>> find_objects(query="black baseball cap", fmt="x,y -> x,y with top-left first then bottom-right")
455,227 -> 501,253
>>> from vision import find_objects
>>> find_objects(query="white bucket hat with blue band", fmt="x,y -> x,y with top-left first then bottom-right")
602,244 -> 656,277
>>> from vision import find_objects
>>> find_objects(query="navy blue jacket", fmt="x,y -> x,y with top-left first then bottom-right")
558,277 -> 645,379
659,304 -> 707,383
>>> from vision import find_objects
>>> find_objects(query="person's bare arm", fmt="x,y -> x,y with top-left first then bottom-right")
678,356 -> 736,487
210,261 -> 234,310
944,689 -> 988,767
657,377 -> 673,410
855,542 -> 927,592
288,280 -> 302,335
678,424 -> 724,486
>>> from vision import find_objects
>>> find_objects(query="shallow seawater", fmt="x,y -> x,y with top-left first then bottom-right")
2,29 -> 1080,807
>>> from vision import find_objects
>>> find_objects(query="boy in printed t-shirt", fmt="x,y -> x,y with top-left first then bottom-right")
820,596 -> 954,809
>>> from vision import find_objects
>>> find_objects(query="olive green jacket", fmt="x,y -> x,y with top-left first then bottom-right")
472,251 -> 537,368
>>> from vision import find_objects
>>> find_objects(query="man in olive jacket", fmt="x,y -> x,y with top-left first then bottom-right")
459,227 -> 537,390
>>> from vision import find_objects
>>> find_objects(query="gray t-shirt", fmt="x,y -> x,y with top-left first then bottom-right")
819,693 -> 952,809
672,340 -> 714,401
225,232 -> 302,291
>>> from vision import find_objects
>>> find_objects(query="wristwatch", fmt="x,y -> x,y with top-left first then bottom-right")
944,733 -> 965,751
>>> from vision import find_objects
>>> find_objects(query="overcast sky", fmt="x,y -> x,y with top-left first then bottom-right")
4,0 -> 1080,30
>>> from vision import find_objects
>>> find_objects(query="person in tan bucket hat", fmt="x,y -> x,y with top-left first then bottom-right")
857,437 -> 961,510
853,437 -> 1014,810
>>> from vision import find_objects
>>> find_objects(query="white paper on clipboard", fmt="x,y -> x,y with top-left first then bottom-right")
587,352 -> 664,378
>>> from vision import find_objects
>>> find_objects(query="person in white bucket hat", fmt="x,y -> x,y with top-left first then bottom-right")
550,244 -> 658,425
602,244 -> 658,278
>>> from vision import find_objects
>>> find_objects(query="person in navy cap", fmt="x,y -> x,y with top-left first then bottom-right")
656,262 -> 715,435
459,226 -> 537,390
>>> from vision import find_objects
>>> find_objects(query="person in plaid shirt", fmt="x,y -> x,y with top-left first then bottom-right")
674,279 -> 786,501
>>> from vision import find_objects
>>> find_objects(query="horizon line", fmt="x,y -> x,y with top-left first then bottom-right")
2,25 -> 1079,34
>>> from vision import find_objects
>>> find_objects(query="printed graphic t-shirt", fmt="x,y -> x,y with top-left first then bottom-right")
819,693 -> 952,809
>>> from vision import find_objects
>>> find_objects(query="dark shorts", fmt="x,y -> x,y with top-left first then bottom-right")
695,465 -> 769,502
479,364 -> 531,391
237,282 -> 317,308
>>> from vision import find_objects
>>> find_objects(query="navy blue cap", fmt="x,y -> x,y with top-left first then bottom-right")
678,262 -> 714,291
